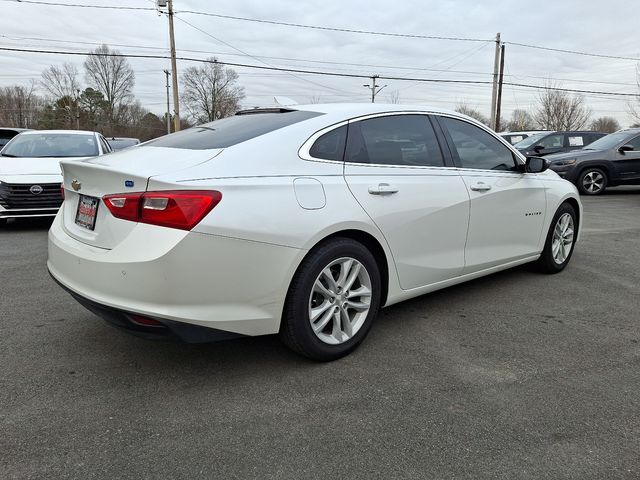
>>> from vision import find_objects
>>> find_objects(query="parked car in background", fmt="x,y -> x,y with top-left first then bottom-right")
514,131 -> 606,157
0,127 -> 31,149
108,137 -> 140,151
500,130 -> 548,145
48,103 -> 582,361
0,130 -> 112,223
546,128 -> 640,195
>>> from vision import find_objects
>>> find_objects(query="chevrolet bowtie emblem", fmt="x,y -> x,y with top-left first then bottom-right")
71,179 -> 82,191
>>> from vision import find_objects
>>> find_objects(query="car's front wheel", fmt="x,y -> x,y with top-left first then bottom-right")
577,168 -> 607,195
535,203 -> 578,273
280,238 -> 381,361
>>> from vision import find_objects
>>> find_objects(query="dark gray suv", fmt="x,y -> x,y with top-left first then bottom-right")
546,128 -> 640,195
515,131 -> 606,157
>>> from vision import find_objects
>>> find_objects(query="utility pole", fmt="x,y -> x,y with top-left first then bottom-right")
75,88 -> 80,130
495,44 -> 506,133
163,69 -> 171,134
363,75 -> 387,103
489,32 -> 501,131
167,0 -> 180,131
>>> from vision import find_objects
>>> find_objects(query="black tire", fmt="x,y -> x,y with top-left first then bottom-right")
280,237 -> 382,361
577,167 -> 607,195
535,203 -> 578,274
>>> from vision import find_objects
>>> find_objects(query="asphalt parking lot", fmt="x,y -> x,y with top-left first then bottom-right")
2,187 -> 640,480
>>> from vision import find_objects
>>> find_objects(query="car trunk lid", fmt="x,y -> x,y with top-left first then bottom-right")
60,146 -> 222,249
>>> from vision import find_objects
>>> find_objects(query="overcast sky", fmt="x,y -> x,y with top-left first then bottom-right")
1,0 -> 639,127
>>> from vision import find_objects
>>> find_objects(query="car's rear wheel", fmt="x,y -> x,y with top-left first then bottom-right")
535,203 -> 577,273
578,168 -> 607,195
280,238 -> 381,361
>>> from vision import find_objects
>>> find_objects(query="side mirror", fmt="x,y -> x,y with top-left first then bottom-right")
533,145 -> 544,153
618,144 -> 634,154
525,156 -> 549,173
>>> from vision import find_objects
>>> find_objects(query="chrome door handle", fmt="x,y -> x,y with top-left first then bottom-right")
368,183 -> 399,195
469,182 -> 492,192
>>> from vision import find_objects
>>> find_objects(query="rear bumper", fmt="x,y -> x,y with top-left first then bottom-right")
50,273 -> 244,342
48,211 -> 304,337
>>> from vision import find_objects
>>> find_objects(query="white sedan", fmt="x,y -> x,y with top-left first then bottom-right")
0,130 -> 112,224
48,104 -> 581,360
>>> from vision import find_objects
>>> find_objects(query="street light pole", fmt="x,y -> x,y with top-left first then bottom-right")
167,0 -> 180,132
363,75 -> 387,103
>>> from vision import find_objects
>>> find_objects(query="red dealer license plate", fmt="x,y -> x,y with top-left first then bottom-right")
75,194 -> 99,231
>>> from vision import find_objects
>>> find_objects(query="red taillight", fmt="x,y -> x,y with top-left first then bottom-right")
103,190 -> 222,230
104,192 -> 141,222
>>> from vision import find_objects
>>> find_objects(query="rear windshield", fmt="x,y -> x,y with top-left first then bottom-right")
582,131 -> 634,151
1,133 -> 98,158
144,110 -> 323,150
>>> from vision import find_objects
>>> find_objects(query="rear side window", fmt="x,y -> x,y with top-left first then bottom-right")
309,125 -> 347,161
345,115 -> 444,167
440,117 -> 516,171
144,110 -> 322,150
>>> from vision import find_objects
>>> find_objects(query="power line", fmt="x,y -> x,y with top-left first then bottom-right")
1,45 -> 637,100
173,16 -> 362,95
5,0 -> 154,11
5,33 -> 639,90
504,41 -> 640,62
5,0 -> 640,62
177,9 -> 491,43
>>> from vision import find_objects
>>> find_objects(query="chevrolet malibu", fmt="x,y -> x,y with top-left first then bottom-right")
48,104 -> 582,361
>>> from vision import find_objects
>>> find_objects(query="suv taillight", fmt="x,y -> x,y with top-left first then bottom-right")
103,190 -> 222,230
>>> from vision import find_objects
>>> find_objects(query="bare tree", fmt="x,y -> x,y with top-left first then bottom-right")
534,81 -> 591,130
590,116 -> 620,133
181,58 -> 245,124
506,109 -> 536,131
455,102 -> 489,126
388,90 -> 401,104
0,83 -> 44,128
41,63 -> 80,101
84,45 -> 135,123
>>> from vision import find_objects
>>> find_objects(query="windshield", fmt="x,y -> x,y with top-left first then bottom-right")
513,132 -> 549,149
1,133 -> 98,158
583,131 -> 634,151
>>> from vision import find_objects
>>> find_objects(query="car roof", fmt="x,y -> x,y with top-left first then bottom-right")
0,127 -> 31,132
20,129 -> 99,135
288,102 -> 459,117
109,137 -> 139,141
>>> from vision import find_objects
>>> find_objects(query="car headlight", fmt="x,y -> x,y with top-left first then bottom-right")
552,159 -> 577,167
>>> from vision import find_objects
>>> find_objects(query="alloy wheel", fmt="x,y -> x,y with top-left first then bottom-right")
551,213 -> 575,265
582,171 -> 605,194
308,257 -> 372,345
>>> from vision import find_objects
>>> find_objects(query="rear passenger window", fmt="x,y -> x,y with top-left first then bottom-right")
440,116 -> 516,171
539,134 -> 564,148
309,125 -> 347,161
345,115 -> 444,167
